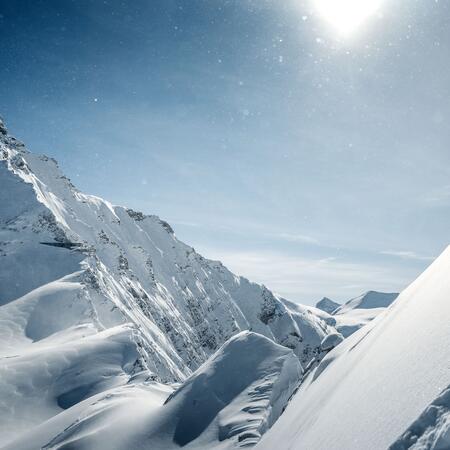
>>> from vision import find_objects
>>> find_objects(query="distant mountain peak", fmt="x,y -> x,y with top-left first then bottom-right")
316,297 -> 341,314
333,290 -> 399,315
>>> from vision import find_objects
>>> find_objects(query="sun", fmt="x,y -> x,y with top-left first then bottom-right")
314,0 -> 383,35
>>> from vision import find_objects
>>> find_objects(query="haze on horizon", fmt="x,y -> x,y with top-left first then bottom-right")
1,0 -> 449,304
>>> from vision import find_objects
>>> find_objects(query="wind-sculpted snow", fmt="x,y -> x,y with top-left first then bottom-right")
0,119 -> 333,446
0,317 -> 145,444
390,384 -> 450,450
165,331 -> 302,448
3,382 -> 174,450
258,246 -> 450,450
4,332 -> 301,450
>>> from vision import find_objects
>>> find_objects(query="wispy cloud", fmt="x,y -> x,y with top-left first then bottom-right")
169,219 -> 202,228
419,185 -> 450,207
273,232 -> 320,245
197,247 -> 418,304
380,250 -> 435,262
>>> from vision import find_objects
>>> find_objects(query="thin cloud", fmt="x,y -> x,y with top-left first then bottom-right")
197,247 -> 418,304
419,185 -> 450,207
380,250 -> 435,262
274,232 -> 320,245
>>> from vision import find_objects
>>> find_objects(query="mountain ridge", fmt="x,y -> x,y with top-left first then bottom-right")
0,118 -> 335,444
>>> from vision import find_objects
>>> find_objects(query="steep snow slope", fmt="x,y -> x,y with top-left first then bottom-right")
258,247 -> 450,450
5,332 -> 302,450
315,297 -> 340,314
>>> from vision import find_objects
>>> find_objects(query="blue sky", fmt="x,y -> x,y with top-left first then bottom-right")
1,0 -> 449,303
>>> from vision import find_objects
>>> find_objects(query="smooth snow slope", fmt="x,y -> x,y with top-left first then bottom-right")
3,382 -> 174,450
5,332 -> 302,450
258,246 -> 450,450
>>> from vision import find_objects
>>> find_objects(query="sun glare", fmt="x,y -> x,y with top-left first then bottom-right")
315,0 -> 383,35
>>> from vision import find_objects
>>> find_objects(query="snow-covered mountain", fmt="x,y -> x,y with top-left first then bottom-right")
3,117 -> 445,450
0,118 -> 334,446
331,290 -> 398,337
333,290 -> 398,315
258,246 -> 450,450
311,290 -> 399,338
315,297 -> 340,314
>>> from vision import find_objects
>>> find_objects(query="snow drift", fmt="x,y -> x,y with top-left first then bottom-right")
4,332 -> 302,450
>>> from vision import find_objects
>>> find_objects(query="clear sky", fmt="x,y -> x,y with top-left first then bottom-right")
1,0 -> 449,304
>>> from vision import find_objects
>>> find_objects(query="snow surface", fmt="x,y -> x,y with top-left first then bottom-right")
4,331 -> 302,450
3,382 -> 174,450
258,246 -> 450,450
390,383 -> 450,450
